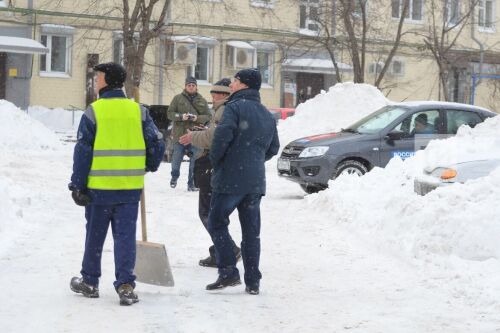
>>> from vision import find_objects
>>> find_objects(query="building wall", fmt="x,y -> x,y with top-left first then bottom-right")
0,0 -> 499,112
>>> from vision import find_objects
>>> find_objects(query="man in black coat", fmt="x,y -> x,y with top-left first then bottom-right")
205,68 -> 280,295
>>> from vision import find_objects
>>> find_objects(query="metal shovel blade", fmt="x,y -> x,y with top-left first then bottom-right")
135,240 -> 174,287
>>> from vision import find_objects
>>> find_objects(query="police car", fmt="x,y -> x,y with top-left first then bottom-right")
277,102 -> 497,193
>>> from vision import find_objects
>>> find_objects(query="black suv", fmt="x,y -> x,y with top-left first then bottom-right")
278,102 -> 496,193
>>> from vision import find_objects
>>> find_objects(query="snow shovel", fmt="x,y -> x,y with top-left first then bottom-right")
133,88 -> 174,287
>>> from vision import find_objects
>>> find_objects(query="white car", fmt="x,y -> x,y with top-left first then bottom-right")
414,159 -> 500,195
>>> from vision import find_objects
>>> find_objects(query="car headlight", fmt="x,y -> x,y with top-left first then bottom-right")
440,168 -> 457,180
298,146 -> 329,158
430,167 -> 457,181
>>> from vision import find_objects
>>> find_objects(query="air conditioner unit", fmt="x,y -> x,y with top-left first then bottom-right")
227,45 -> 254,69
174,42 -> 197,65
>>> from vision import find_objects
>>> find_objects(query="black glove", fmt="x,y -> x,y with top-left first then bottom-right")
71,190 -> 92,206
68,184 -> 91,206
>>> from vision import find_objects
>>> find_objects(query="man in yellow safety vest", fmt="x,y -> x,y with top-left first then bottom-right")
68,62 -> 165,306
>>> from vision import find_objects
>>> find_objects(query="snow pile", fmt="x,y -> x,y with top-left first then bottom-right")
0,177 -> 17,235
422,116 -> 500,171
307,115 -> 500,262
0,100 -> 62,150
27,106 -> 83,132
278,82 -> 389,146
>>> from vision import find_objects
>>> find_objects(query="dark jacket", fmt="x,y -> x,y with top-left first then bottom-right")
167,91 -> 211,142
209,88 -> 280,195
70,89 -> 165,205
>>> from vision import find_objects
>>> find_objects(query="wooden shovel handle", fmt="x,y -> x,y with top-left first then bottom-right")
133,86 -> 148,242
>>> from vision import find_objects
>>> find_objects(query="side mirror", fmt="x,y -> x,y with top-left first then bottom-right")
385,130 -> 406,141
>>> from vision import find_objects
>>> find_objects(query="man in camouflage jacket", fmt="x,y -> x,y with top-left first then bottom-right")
167,76 -> 211,191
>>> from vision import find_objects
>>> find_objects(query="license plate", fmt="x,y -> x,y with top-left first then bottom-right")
277,158 -> 290,171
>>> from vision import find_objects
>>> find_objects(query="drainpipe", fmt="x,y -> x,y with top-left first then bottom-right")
158,34 -> 164,105
470,2 -> 484,88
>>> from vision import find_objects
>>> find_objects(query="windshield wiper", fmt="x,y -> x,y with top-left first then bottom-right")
341,128 -> 358,133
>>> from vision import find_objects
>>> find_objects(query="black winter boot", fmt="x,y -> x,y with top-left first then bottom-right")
199,245 -> 217,267
199,255 -> 217,267
245,284 -> 260,295
206,275 -> 241,290
117,284 -> 139,306
70,277 -> 99,298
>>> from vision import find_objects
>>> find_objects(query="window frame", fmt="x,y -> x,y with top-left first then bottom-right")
446,0 -> 461,25
39,33 -> 72,78
478,0 -> 495,32
391,59 -> 405,76
391,0 -> 424,22
188,45 -> 213,84
445,109 -> 483,134
250,0 -> 274,9
255,49 -> 274,87
300,0 -> 320,32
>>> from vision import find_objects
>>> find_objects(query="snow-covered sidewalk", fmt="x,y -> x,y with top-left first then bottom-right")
1,148 -> 497,332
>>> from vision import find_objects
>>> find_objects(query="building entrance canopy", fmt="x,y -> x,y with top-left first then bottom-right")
282,58 -> 352,74
0,36 -> 49,54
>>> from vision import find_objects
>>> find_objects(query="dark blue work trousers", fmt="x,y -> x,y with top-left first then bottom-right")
207,192 -> 263,286
81,203 -> 138,289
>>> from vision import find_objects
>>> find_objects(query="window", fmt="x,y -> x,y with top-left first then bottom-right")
113,32 -> 140,65
40,34 -> 71,75
368,62 -> 383,75
113,38 -> 124,65
445,110 -> 482,134
188,46 -> 211,82
391,0 -> 423,21
256,50 -> 274,85
0,1 -> 6,8
352,0 -> 366,17
391,59 -> 404,76
392,110 -> 439,136
251,0 -> 274,8
478,0 -> 494,30
300,0 -> 320,31
446,0 -> 460,25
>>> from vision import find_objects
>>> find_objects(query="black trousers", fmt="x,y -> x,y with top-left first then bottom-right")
194,155 -> 238,258
194,154 -> 212,228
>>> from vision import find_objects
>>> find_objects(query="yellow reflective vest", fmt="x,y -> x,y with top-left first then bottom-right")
87,98 -> 146,190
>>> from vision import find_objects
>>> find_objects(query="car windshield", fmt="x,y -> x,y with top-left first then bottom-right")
345,106 -> 409,134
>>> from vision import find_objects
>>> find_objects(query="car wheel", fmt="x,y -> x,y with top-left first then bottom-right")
334,160 -> 368,178
300,184 -> 325,194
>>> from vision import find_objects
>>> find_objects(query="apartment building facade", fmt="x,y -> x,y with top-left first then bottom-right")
0,0 -> 499,112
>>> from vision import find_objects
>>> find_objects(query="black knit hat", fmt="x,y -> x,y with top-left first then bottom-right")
210,78 -> 231,94
234,68 -> 261,90
93,62 -> 127,89
185,76 -> 197,86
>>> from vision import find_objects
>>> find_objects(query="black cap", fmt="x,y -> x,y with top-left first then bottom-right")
93,62 -> 127,89
185,76 -> 197,86
234,68 -> 261,90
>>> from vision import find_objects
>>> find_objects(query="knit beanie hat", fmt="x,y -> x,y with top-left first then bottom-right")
210,78 -> 231,94
185,76 -> 197,86
234,68 -> 261,90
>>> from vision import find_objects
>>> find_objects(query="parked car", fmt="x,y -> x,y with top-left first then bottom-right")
277,101 -> 497,194
269,107 -> 296,120
414,159 -> 500,195
146,104 -> 172,162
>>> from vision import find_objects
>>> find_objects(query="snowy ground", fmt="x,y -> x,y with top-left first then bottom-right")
1,84 -> 500,332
